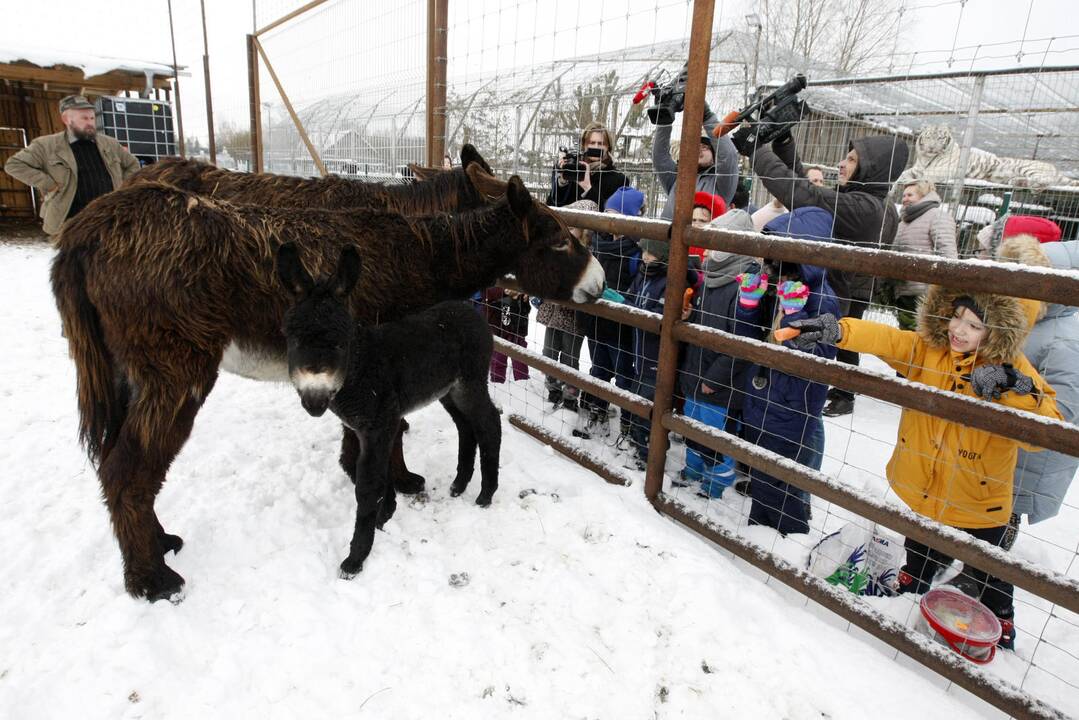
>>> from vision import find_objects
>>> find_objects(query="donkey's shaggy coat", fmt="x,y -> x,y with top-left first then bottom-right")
125,144 -> 498,217
52,173 -> 603,600
128,145 -> 506,496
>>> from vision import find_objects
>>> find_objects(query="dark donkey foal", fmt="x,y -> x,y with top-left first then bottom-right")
278,243 -> 501,577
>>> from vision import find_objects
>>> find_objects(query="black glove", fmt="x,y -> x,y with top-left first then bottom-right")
967,363 -> 1035,401
786,314 -> 841,350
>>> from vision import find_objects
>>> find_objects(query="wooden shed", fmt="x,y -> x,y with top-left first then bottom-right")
0,49 -> 183,220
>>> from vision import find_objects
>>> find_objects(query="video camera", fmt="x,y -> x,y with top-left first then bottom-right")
632,64 -> 688,125
558,145 -> 604,183
716,74 -> 808,155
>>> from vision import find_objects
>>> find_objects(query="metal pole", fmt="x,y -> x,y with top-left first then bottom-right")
513,104 -> 522,176
751,24 -> 762,94
166,0 -> 186,157
426,0 -> 448,167
508,415 -> 632,487
246,34 -> 264,172
262,103 -> 272,170
643,0 -> 716,500
948,74 -> 985,214
200,0 -> 217,165
253,36 -> 326,177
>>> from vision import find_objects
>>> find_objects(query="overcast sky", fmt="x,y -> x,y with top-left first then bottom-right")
1,0 -> 1074,143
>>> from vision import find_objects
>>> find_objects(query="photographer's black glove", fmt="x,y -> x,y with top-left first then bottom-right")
786,314 -> 841,351
967,363 -> 1035,401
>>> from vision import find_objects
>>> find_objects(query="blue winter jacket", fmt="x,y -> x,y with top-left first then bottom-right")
1014,240 -> 1079,523
626,261 -> 699,383
738,207 -> 840,455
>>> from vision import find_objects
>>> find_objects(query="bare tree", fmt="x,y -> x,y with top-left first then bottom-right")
752,0 -> 908,78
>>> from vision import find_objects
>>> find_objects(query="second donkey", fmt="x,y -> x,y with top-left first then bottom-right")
277,243 -> 501,578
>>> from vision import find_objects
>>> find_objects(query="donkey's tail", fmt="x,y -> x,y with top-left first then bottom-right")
51,243 -> 125,467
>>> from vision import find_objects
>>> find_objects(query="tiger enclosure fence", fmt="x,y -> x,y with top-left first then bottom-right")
172,0 -> 1079,716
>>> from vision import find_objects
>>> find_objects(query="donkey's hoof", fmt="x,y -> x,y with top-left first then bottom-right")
475,493 -> 494,508
140,565 -> 186,603
159,532 -> 184,555
393,471 -> 426,495
449,481 -> 468,498
339,558 -> 364,580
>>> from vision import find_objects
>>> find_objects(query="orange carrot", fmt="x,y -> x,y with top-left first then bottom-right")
773,326 -> 801,342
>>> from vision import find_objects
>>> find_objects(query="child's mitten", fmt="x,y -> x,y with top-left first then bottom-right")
777,280 -> 809,315
737,271 -> 769,309
786,313 -> 841,349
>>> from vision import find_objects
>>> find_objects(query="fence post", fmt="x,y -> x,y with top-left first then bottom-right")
246,34 -> 263,173
426,0 -> 449,167
643,0 -> 716,500
948,74 -> 985,215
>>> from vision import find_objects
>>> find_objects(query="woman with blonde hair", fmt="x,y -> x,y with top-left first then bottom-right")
547,120 -> 628,210
891,178 -> 957,329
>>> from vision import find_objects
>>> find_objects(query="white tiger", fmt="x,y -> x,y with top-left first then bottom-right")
899,124 -> 1076,191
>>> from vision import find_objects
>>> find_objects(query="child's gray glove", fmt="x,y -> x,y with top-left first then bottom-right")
786,313 -> 841,350
967,363 -> 1035,401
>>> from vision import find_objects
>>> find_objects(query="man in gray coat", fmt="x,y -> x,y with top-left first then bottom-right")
652,103 -> 739,218
5,94 -> 140,236
997,235 -> 1079,542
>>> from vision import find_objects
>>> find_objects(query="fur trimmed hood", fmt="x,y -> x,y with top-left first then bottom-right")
917,284 -> 1032,364
996,233 -> 1050,324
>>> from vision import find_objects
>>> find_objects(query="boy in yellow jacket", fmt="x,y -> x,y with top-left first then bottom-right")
789,287 -> 1062,651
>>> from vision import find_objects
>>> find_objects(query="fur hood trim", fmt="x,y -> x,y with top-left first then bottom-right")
917,285 -> 1031,363
995,233 -> 1050,323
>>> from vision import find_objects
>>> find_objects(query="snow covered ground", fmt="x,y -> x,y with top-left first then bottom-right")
1,239 -> 1075,718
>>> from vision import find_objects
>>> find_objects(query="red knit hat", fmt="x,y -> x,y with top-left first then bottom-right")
1003,215 -> 1062,244
692,191 -> 726,220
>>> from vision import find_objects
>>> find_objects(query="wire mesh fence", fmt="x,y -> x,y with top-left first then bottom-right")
170,0 -> 1079,715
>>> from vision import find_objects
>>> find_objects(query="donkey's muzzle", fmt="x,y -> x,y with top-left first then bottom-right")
299,389 -> 334,417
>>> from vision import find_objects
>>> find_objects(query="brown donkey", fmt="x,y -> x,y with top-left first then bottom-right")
125,144 -> 497,217
127,145 -> 506,496
52,173 -> 604,601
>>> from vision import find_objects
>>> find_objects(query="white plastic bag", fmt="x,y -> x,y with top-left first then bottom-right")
808,522 -> 903,596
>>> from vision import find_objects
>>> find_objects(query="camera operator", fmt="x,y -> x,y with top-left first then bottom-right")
745,133 -> 909,417
546,121 -> 628,210
652,103 -> 740,220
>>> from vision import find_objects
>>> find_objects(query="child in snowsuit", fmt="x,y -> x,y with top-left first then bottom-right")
578,187 -> 644,441
789,283 -> 1062,651
735,207 -> 840,535
623,236 -> 700,468
677,209 -> 756,498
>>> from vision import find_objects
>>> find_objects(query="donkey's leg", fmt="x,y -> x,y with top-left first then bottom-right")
152,372 -> 216,558
349,422 -> 425,495
389,425 -> 426,495
99,385 -> 208,601
440,395 -> 478,498
375,424 -> 399,529
340,424 -> 394,579
339,426 -> 359,484
155,516 -> 183,555
463,383 -> 502,507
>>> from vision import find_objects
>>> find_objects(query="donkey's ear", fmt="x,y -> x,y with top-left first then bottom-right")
465,161 -> 508,199
276,242 -> 313,297
331,245 -> 363,299
408,163 -> 438,181
461,144 -> 493,175
506,176 -> 533,220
